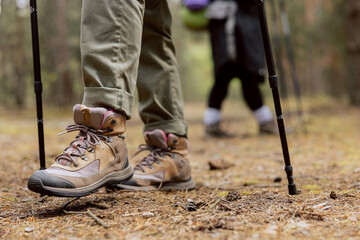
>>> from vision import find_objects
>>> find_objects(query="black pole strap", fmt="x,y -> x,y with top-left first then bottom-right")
256,0 -> 297,195
30,0 -> 46,170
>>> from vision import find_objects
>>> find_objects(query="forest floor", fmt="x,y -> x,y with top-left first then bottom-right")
0,97 -> 359,240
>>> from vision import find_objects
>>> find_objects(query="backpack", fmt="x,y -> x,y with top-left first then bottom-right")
181,0 -> 210,30
183,0 -> 209,11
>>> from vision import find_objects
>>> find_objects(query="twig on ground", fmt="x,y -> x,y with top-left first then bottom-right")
86,210 -> 110,228
90,202 -> 111,209
210,196 -> 232,204
207,199 -> 221,211
62,197 -> 81,209
219,203 -> 237,211
63,209 -> 110,228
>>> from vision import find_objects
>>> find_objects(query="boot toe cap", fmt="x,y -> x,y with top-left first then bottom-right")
28,170 -> 75,191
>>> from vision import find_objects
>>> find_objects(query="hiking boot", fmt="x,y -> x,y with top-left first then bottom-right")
259,120 -> 278,135
113,129 -> 195,191
27,104 -> 133,197
205,123 -> 235,138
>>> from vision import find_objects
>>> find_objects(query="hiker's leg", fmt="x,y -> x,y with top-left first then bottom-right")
240,71 -> 276,134
203,64 -> 236,138
115,0 -> 194,191
27,0 -> 145,197
136,0 -> 187,136
81,0 -> 144,118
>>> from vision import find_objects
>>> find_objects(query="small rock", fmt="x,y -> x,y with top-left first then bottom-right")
25,227 -> 34,233
208,159 -> 234,170
104,233 -> 112,239
142,212 -> 155,218
312,202 -> 329,209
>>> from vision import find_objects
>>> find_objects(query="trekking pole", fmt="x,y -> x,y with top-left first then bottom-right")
279,0 -> 305,132
30,0 -> 46,170
256,0 -> 297,195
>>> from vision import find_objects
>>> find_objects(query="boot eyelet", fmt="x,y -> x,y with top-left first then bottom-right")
81,155 -> 88,161
87,147 -> 95,153
111,119 -> 117,126
149,166 -> 154,170
171,153 -> 177,158
107,136 -> 113,143
157,160 -> 162,165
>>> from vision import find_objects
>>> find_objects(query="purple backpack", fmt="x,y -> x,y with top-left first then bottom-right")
183,0 -> 209,11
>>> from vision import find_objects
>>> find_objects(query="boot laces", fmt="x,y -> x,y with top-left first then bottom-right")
55,124 -> 107,166
133,144 -> 173,172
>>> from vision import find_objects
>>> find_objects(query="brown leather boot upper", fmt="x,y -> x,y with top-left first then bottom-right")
43,104 -> 128,188
131,129 -> 192,186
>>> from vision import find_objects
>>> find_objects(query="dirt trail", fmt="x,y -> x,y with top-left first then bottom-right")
0,99 -> 359,239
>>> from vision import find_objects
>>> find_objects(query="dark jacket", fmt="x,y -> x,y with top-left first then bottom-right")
208,0 -> 265,77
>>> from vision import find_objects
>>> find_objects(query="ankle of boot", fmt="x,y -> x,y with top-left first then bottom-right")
101,115 -> 126,136
73,104 -> 126,136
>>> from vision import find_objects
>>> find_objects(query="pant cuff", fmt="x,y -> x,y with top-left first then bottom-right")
143,119 -> 188,137
82,87 -> 134,119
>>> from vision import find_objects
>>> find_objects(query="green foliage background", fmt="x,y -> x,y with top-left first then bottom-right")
0,0 -> 358,109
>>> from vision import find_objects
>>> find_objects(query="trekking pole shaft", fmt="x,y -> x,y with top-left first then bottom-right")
30,0 -> 46,170
256,0 -> 297,195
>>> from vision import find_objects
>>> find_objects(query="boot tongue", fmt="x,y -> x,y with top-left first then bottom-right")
73,104 -> 108,129
144,129 -> 168,150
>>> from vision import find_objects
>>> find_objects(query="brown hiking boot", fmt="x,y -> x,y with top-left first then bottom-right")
205,123 -> 235,138
114,129 -> 195,191
259,120 -> 278,135
27,104 -> 133,197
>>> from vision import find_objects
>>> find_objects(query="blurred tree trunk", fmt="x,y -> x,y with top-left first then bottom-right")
346,0 -> 360,105
13,8 -> 27,107
56,0 -> 74,105
50,0 -> 74,106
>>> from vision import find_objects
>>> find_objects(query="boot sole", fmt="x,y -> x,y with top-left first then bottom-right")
28,165 -> 134,198
114,178 -> 196,191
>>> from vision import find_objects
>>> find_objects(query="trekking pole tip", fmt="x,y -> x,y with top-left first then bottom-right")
288,184 -> 298,195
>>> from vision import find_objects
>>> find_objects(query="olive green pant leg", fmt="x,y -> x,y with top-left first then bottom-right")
137,0 -> 188,136
81,0 -> 145,118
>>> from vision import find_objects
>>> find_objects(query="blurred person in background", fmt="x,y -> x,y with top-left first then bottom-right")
203,0 -> 277,138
